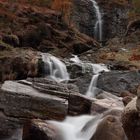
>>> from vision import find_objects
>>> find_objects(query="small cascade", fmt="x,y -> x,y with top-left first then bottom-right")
42,53 -> 69,82
40,55 -> 123,140
86,74 -> 99,97
86,64 -> 109,97
90,0 -> 102,41
49,115 -> 102,140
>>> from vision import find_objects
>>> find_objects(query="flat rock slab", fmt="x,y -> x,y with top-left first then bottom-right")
0,81 -> 68,120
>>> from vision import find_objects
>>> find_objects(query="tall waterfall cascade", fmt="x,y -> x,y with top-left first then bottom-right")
42,53 -> 70,82
90,0 -> 103,41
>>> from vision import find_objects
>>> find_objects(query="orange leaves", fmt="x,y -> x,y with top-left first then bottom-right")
51,0 -> 73,25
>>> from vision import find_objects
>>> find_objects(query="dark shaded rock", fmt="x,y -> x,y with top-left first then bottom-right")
126,19 -> 140,36
2,34 -> 19,47
91,115 -> 126,140
0,49 -> 40,82
97,71 -> 140,96
72,73 -> 93,95
68,93 -> 92,115
73,42 -> 92,55
0,40 -> 13,51
23,119 -> 62,140
0,112 -> 22,139
18,23 -> 52,49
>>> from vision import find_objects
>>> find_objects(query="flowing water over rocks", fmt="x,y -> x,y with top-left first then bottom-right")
42,53 -> 70,82
2,50 -> 140,140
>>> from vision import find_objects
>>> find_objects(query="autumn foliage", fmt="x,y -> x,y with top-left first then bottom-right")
52,0 -> 73,25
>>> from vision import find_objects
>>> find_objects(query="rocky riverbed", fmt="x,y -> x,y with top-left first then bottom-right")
0,0 -> 140,140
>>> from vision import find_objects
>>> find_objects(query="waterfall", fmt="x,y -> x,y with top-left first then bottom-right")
86,74 -> 99,97
49,115 -> 102,140
90,0 -> 102,41
42,53 -> 69,82
41,55 -> 123,140
86,64 -> 109,97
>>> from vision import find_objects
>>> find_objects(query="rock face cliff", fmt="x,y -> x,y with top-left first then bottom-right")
54,0 -> 139,43
52,0 -> 132,41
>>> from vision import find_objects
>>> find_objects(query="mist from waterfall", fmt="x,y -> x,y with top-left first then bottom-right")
90,0 -> 102,41
42,53 -> 69,82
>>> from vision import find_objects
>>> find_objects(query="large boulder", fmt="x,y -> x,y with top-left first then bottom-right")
91,115 -> 126,140
97,71 -> 140,96
0,48 -> 41,82
122,97 -> 140,140
0,80 -> 68,120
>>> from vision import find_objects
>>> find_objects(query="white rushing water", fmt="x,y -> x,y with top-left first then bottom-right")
42,53 -> 69,82
49,115 -> 102,140
90,0 -> 102,41
86,64 -> 109,97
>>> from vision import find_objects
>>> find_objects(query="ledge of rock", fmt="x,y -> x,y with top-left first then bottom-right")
0,80 -> 68,121
0,77 -> 92,120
